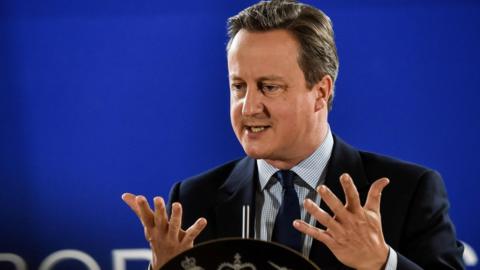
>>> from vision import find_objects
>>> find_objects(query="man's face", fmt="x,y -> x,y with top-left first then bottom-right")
228,29 -> 325,165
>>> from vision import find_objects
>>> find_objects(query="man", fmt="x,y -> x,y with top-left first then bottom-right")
122,1 -> 464,269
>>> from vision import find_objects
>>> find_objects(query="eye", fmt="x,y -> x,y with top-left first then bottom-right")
230,82 -> 246,92
259,83 -> 282,94
229,83 -> 241,92
262,84 -> 279,92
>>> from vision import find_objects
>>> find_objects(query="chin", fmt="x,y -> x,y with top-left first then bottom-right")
242,145 -> 270,159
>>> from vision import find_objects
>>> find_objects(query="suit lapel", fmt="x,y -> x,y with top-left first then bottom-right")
322,135 -> 370,210
309,135 -> 370,269
214,157 -> 257,238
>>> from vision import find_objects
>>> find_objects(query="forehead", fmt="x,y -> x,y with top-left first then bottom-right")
227,29 -> 302,79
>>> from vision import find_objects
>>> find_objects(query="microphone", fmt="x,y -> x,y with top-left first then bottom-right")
242,205 -> 250,239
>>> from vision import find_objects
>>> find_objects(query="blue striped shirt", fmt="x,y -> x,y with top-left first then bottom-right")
255,127 -> 334,256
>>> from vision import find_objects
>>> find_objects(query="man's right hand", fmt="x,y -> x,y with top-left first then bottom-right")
121,193 -> 207,270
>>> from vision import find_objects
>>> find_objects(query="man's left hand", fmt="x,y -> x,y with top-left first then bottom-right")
293,173 -> 390,270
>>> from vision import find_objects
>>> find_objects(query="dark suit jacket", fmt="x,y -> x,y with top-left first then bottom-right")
167,135 -> 464,269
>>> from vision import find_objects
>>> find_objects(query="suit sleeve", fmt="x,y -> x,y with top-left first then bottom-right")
396,170 -> 464,269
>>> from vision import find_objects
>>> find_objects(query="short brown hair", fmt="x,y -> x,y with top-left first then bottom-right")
227,0 -> 339,110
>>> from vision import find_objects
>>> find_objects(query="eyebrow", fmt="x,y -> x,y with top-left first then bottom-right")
257,75 -> 285,82
228,75 -> 286,81
229,75 -> 243,81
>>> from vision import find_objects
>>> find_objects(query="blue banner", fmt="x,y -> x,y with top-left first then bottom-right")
1,1 -> 479,269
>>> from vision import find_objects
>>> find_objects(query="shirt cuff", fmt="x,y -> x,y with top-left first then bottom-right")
384,246 -> 398,270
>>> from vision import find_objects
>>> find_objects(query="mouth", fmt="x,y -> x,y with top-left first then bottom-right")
245,125 -> 271,133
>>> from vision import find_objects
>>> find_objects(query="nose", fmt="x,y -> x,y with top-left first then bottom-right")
242,87 -> 264,116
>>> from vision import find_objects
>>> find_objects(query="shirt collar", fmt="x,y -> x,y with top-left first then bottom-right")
256,126 -> 334,191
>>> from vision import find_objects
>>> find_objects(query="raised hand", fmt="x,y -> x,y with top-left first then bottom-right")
293,173 -> 390,270
122,193 -> 207,270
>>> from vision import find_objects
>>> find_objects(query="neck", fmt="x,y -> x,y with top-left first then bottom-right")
265,122 -> 329,170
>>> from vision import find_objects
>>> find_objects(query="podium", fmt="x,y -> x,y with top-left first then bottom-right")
161,238 -> 320,269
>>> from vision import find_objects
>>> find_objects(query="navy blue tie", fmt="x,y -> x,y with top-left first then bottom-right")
271,170 -> 302,252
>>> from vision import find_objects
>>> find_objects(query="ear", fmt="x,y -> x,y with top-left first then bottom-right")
313,75 -> 333,112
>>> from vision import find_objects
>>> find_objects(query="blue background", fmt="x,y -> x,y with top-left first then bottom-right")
1,0 -> 479,269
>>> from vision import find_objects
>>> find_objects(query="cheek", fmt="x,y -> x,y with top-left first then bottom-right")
276,101 -> 309,131
230,100 -> 242,128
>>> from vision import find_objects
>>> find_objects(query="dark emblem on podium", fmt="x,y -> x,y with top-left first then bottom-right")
161,238 -> 320,270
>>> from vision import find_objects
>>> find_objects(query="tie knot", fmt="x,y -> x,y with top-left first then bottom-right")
276,170 -> 295,189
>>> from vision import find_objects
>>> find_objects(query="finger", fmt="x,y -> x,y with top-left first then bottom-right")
168,202 -> 183,239
317,185 -> 348,220
122,193 -> 141,217
153,197 -> 168,231
304,199 -> 344,235
364,178 -> 390,212
293,219 -> 335,249
340,173 -> 361,212
135,195 -> 155,228
181,218 -> 208,245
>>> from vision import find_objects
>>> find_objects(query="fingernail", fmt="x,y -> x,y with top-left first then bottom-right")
341,174 -> 351,183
